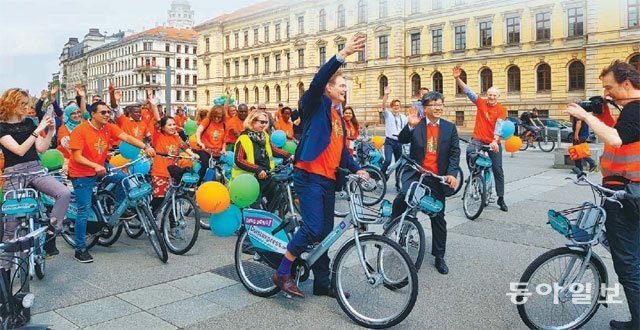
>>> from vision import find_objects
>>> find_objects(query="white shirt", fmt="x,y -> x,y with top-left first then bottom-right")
382,109 -> 407,140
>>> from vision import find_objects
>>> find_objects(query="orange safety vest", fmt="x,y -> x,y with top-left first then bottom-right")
600,118 -> 640,182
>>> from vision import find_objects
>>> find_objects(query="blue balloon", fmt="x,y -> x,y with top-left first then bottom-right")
130,158 -> 151,175
213,98 -> 225,105
501,121 -> 515,139
271,130 -> 287,148
221,151 -> 234,166
209,204 -> 242,237
120,141 -> 141,160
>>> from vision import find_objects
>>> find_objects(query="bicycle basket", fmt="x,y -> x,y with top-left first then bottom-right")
122,174 -> 153,201
346,179 -> 385,224
547,202 -> 605,243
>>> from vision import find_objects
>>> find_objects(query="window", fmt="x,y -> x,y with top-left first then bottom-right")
185,59 -> 190,69
480,68 -> 493,93
165,43 -> 170,52
378,35 -> 388,58
185,91 -> 190,102
319,46 -> 326,64
244,31 -> 249,46
379,0 -> 388,18
185,46 -> 189,54
411,0 -> 420,13
298,49 -> 305,68
176,58 -> 181,68
244,87 -> 249,102
254,57 -> 259,74
244,59 -> 249,75
630,54 -> 640,71
234,88 -> 239,102
568,8 -> 584,36
433,71 -> 443,93
298,16 -> 304,34
287,21 -> 290,39
264,86 -> 270,103
410,33 -> 420,56
143,42 -> 153,51
455,26 -> 466,50
411,74 -> 421,97
275,54 -> 281,72
234,33 -> 239,48
264,26 -> 269,43
177,45 -> 181,53
275,24 -> 281,41
358,0 -> 367,23
629,0 -> 639,27
286,52 -> 291,70
193,76 -> 197,85
537,110 -> 549,118
165,57 -> 170,67
318,9 -> 327,31
479,21 -> 492,48
264,56 -> 270,73
337,6 -> 345,28
254,28 -> 259,45
253,87 -> 259,103
205,90 -> 210,105
432,29 -> 442,53
185,75 -> 190,86
176,90 -> 181,101
234,60 -> 239,76
455,111 -> 464,126
298,83 -> 305,99
193,59 -> 197,69
537,63 -> 552,91
225,62 -> 230,77
456,69 -> 467,94
379,75 -> 388,98
205,63 -> 210,79
568,61 -> 585,90
276,85 -> 281,102
506,17 -> 520,44
508,110 -> 518,118
536,13 -> 551,41
507,66 -> 521,92
193,47 -> 197,54
358,48 -> 366,62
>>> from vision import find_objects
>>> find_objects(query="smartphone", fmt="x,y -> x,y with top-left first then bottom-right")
46,104 -> 54,118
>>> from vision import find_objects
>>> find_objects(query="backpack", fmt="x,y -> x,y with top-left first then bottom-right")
519,112 -> 530,123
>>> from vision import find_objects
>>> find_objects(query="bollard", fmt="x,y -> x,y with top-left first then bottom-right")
555,126 -> 562,149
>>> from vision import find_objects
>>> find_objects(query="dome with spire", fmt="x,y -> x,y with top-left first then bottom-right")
167,0 -> 194,29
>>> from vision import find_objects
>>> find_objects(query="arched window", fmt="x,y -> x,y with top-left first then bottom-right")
629,54 -> 640,72
411,74 -> 421,97
234,88 -> 240,102
358,0 -> 367,24
337,5 -> 346,28
507,66 -> 521,92
480,68 -> 493,93
244,87 -> 249,103
455,70 -> 467,95
264,86 -> 270,103
433,71 -> 443,94
275,85 -> 281,102
537,63 -> 551,92
568,61 -> 585,90
298,82 -> 305,99
254,86 -> 259,103
205,90 -> 210,105
379,75 -> 388,98
319,9 -> 326,31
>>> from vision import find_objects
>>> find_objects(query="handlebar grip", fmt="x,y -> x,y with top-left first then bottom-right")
335,167 -> 351,176
46,166 -> 63,173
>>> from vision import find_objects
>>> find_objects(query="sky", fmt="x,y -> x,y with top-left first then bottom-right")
0,0 -> 265,95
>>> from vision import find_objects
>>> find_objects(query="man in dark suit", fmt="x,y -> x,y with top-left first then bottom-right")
271,34 -> 369,298
391,91 -> 461,275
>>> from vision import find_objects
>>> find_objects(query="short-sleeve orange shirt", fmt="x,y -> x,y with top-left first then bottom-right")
275,119 -> 294,140
224,116 -> 244,144
68,122 -> 124,178
199,118 -> 225,151
151,131 -> 185,177
117,116 -> 149,142
471,98 -> 507,144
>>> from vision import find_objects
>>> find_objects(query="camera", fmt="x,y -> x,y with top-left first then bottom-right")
576,96 -> 605,115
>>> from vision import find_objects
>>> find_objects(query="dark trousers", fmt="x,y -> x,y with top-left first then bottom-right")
604,184 -> 640,327
466,139 -> 505,197
289,168 -> 335,289
381,138 -> 403,176
573,138 -> 596,171
391,170 -> 447,258
193,150 -> 211,183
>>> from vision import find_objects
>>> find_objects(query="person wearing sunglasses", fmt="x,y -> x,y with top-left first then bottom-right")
232,110 -> 291,205
67,101 -> 155,263
194,105 -> 226,182
0,88 -> 71,263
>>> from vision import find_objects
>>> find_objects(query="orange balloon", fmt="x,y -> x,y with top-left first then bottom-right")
109,154 -> 129,167
371,136 -> 385,149
177,152 -> 193,168
196,181 -> 230,214
504,136 -> 523,153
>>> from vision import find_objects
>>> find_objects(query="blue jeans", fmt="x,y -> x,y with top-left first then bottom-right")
381,138 -> 403,176
289,168 -> 336,289
70,165 -> 127,251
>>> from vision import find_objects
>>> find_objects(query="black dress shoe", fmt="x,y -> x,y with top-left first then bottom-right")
435,257 -> 449,275
497,197 -> 508,212
313,286 -> 350,299
610,320 -> 638,329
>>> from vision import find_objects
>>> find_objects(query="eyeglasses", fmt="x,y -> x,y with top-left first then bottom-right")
98,110 -> 111,116
258,107 -> 267,110
426,104 -> 444,109
256,120 -> 269,125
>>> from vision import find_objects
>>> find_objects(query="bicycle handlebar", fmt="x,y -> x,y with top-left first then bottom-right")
0,225 -> 48,253
0,166 -> 61,179
156,153 -> 200,162
399,154 -> 448,185
570,167 -> 639,203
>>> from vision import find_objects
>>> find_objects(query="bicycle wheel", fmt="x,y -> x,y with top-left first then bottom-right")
15,227 -> 31,323
361,165 -> 386,206
517,247 -> 604,330
332,235 -> 418,328
382,216 -> 426,271
453,168 -> 464,196
234,228 -> 281,297
519,135 -> 530,151
61,218 -> 99,250
334,180 -> 363,218
138,205 -> 168,263
96,191 -> 123,247
123,215 -> 144,239
161,196 -> 199,255
537,134 -> 555,152
463,173 -> 486,220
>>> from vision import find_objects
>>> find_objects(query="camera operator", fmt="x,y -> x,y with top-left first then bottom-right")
566,60 -> 640,330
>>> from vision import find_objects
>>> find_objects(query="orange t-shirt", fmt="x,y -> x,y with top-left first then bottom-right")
151,131 -> 185,177
471,98 -> 507,144
275,119 -> 294,140
345,121 -> 358,140
224,116 -> 244,144
117,116 -> 149,142
57,124 -> 71,158
200,118 -> 225,151
68,122 -> 124,178
174,114 -> 188,128
296,108 -> 345,180
421,123 -> 439,175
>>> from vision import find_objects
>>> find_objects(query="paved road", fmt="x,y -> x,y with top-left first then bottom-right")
31,148 -> 630,329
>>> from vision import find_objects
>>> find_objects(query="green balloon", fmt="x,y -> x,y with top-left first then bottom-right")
229,174 -> 260,208
0,188 -> 3,204
184,119 -> 198,136
282,141 -> 297,155
229,98 -> 235,104
41,149 -> 65,169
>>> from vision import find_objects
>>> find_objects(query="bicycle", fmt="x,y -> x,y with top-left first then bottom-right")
515,168 -> 639,329
388,153 -> 464,197
197,147 -> 232,230
462,139 -> 495,220
0,225 -> 50,329
235,168 -> 418,328
61,156 -> 168,263
155,153 -> 201,255
518,127 -> 555,152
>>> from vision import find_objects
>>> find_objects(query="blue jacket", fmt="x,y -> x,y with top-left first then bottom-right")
295,55 -> 360,179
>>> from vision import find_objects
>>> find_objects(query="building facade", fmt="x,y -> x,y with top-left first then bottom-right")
195,0 -> 640,128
